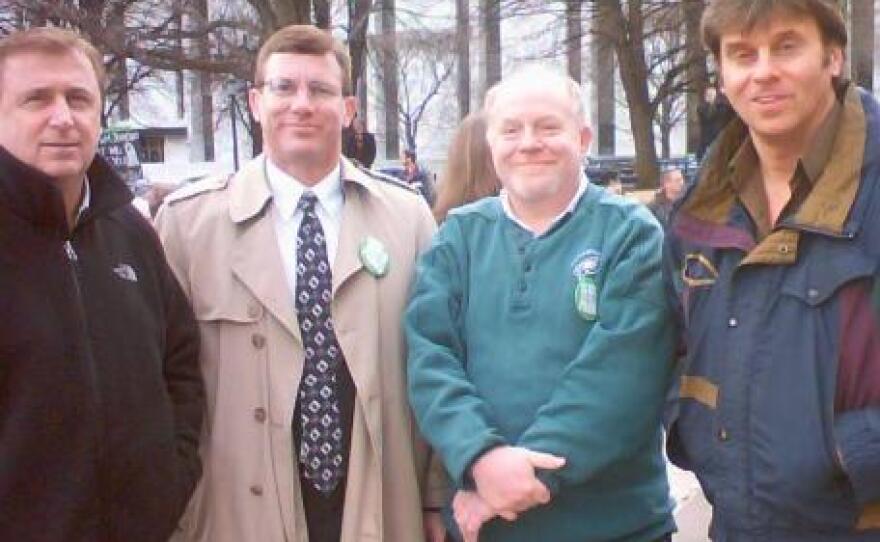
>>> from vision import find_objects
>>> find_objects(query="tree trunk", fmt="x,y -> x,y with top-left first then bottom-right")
684,0 -> 707,155
380,0 -> 400,158
455,0 -> 470,118
348,0 -> 372,119
481,0 -> 502,93
604,0 -> 658,188
592,4 -> 616,155
190,0 -> 215,162
851,0 -> 874,90
313,0 -> 330,29
566,0 -> 583,83
270,0 -> 312,27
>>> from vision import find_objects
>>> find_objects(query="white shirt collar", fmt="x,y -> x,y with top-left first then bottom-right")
500,172 -> 589,235
265,158 -> 344,222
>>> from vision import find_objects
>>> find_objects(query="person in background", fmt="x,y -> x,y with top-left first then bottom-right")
666,0 -> 880,538
341,114 -> 376,169
0,27 -> 203,541
407,64 -> 675,542
433,112 -> 501,223
403,148 -> 436,205
605,174 -> 624,196
648,167 -> 685,228
156,24 -> 445,542
697,85 -> 736,160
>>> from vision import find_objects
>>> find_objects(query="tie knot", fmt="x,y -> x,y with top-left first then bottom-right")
297,191 -> 318,214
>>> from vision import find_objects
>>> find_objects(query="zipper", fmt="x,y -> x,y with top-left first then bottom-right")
64,236 -> 109,535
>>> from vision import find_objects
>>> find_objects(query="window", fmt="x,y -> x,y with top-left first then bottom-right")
141,135 -> 165,163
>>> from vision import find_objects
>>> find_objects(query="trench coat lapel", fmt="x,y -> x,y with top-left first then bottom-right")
228,157 -> 300,340
334,165 -> 384,463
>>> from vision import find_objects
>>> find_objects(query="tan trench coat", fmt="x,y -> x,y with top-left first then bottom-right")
155,156 -> 444,542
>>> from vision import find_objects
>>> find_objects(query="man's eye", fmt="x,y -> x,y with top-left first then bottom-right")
777,40 -> 799,54
68,94 -> 93,109
310,84 -> 335,96
727,49 -> 755,63
23,93 -> 47,106
268,79 -> 296,94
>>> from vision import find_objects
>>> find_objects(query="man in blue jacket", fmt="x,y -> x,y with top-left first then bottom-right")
406,64 -> 676,542
665,0 -> 880,539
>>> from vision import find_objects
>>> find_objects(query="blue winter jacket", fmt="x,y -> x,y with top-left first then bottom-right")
665,85 -> 880,541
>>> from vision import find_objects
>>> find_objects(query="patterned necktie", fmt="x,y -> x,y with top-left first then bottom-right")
295,191 -> 345,493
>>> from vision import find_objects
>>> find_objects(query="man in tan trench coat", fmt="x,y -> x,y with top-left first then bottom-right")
156,25 -> 445,542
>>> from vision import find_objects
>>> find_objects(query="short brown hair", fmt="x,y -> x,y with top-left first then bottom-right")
702,0 -> 847,60
0,27 -> 106,96
254,24 -> 352,95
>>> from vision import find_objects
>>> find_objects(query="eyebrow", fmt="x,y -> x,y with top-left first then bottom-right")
771,30 -> 805,43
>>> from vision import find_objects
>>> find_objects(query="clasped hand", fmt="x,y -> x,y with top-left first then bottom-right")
453,446 -> 565,542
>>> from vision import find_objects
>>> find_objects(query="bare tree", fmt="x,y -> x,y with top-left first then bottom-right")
370,28 -> 455,154
378,0 -> 400,158
565,0 -> 582,83
684,0 -> 708,155
850,0 -> 874,90
481,0 -> 501,92
598,0 -> 659,187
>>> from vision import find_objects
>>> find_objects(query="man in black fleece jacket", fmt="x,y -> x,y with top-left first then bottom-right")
0,27 -> 204,541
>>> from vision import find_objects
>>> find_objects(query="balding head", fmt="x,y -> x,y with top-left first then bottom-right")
484,64 -> 588,128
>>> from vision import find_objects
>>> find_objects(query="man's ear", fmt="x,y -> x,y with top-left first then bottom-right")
343,96 -> 357,128
579,125 -> 592,155
248,88 -> 263,125
826,45 -> 844,77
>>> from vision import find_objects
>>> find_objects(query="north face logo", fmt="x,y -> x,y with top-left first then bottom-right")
112,263 -> 138,282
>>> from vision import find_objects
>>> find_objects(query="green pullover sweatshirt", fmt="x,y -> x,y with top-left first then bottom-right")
406,183 -> 676,541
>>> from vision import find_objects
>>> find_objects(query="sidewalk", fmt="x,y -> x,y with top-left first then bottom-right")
669,464 -> 712,542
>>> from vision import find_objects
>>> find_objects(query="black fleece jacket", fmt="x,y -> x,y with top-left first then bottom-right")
0,147 -> 204,541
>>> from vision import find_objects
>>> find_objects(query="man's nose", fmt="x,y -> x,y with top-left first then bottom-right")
48,97 -> 74,127
289,87 -> 315,111
752,51 -> 778,81
518,127 -> 542,150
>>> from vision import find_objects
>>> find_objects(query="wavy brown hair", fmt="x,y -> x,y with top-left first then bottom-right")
433,112 -> 501,223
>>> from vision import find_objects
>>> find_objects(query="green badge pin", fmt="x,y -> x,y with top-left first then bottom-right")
359,236 -> 390,278
575,275 -> 598,321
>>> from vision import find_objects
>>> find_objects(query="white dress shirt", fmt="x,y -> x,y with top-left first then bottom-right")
266,158 -> 344,294
500,172 -> 589,236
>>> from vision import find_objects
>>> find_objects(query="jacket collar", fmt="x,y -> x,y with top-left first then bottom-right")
0,145 -> 130,238
228,154 -> 382,224
679,82 -> 868,240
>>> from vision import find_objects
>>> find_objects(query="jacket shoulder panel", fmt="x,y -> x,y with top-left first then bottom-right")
360,167 -> 419,195
164,174 -> 231,205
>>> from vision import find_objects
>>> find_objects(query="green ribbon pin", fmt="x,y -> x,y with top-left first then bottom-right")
359,236 -> 390,278
574,275 -> 598,321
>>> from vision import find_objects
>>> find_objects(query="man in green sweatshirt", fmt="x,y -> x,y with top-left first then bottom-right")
406,64 -> 676,542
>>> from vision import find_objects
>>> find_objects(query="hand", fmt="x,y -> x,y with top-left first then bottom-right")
453,490 -> 495,542
423,510 -> 446,542
471,446 -> 565,517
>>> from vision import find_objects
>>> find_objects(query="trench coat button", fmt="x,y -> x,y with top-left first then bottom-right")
248,304 -> 261,319
249,484 -> 263,496
728,317 -> 738,328
778,244 -> 791,254
251,333 -> 266,349
254,407 -> 267,423
718,428 -> 729,442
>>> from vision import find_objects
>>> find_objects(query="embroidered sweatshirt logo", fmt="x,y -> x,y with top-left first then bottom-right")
113,264 -> 138,282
